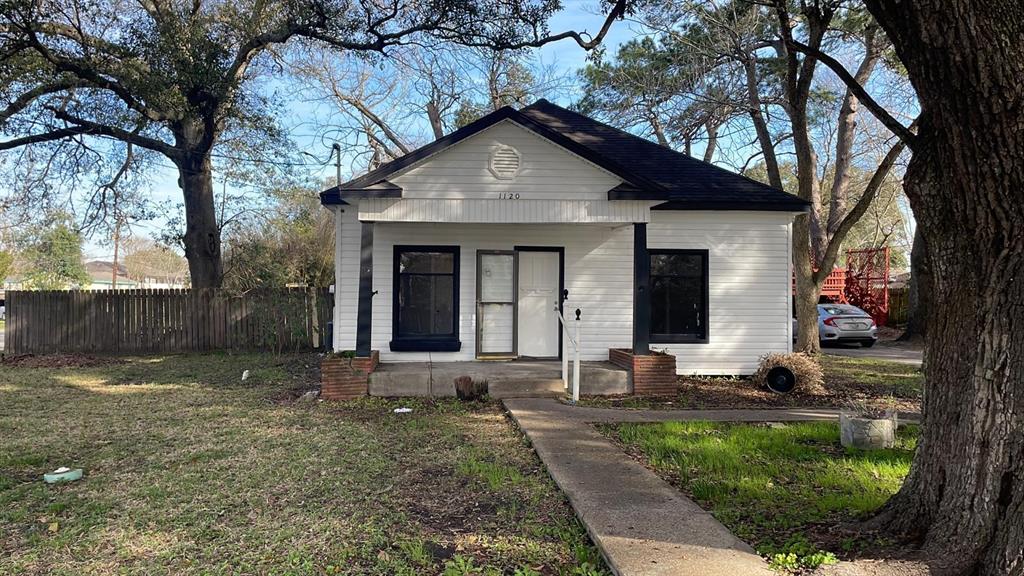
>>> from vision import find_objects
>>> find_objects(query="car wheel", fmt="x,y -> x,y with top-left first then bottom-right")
861,340 -> 876,348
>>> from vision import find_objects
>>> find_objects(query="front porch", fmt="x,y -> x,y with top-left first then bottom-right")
367,359 -> 630,398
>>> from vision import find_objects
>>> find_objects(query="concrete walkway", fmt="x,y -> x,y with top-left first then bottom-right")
504,398 -> 844,576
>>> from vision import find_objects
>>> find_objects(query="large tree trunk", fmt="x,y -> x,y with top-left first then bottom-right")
177,153 -> 222,288
426,100 -> 445,140
742,57 -> 783,190
793,214 -> 821,353
898,227 -> 930,342
861,2 -> 1024,573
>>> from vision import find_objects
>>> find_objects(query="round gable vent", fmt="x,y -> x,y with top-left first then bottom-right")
489,144 -> 521,180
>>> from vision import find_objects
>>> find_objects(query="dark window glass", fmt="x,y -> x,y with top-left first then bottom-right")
400,252 -> 454,274
649,251 -> 707,341
395,248 -> 457,339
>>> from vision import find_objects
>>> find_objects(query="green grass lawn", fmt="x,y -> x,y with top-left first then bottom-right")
0,353 -> 607,576
602,421 -> 917,571
819,354 -> 923,398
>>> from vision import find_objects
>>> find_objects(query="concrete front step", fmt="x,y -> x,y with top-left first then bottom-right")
368,360 -> 630,398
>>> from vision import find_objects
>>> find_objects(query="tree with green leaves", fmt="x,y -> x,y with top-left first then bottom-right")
0,0 -> 628,287
19,221 -> 90,289
221,186 -> 334,292
0,247 -> 13,284
578,34 -> 738,159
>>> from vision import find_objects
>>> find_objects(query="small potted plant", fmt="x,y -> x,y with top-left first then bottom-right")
840,399 -> 898,450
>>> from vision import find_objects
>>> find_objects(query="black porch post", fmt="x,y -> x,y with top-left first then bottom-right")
633,222 -> 650,355
355,221 -> 374,356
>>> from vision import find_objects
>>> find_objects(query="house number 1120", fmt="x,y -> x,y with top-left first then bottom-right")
498,193 -> 521,200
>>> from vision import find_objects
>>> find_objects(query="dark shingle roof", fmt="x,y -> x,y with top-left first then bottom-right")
321,99 -> 808,211
519,100 -> 807,210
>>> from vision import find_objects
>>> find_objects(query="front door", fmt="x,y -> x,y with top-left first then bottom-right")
517,250 -> 560,358
477,251 -> 515,357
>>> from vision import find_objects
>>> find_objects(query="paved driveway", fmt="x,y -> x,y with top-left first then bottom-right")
825,343 -> 922,366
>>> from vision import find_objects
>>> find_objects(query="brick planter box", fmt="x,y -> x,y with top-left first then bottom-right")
609,348 -> 678,395
321,351 -> 379,400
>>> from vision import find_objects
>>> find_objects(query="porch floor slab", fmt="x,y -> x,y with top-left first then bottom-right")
503,398 -> 845,576
368,360 -> 630,398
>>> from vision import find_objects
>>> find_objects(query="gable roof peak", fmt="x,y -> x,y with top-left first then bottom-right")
321,99 -> 808,212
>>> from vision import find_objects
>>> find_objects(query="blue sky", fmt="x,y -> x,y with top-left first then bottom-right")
85,1 -> 639,259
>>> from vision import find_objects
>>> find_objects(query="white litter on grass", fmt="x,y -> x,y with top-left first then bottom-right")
44,467 -> 83,483
393,407 -> 413,414
241,370 -> 250,381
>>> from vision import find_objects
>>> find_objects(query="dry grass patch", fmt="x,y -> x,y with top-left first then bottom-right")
577,355 -> 923,414
0,353 -> 605,575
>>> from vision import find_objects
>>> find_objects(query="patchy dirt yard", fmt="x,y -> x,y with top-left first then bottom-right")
0,353 -> 606,575
577,355 -> 923,415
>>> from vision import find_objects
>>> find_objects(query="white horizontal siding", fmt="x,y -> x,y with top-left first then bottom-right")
357,198 -> 653,223
334,210 -> 796,376
332,206 -> 361,351
391,120 -> 623,200
335,222 -> 634,362
649,211 -> 794,375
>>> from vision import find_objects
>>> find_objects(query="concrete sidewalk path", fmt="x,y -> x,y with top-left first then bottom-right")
504,398 -> 844,576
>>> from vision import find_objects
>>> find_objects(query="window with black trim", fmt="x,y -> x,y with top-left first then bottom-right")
391,246 -> 461,352
649,250 -> 708,343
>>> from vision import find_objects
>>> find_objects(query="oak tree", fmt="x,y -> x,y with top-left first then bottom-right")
810,1 -> 1024,572
0,0 -> 627,286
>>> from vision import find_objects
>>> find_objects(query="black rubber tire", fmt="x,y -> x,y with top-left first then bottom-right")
765,366 -> 796,394
861,340 -> 877,348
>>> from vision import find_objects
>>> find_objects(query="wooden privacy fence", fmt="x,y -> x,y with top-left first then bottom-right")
888,287 -> 910,327
3,288 -> 333,355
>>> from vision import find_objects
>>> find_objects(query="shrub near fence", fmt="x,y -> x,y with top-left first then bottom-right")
2,288 -> 332,355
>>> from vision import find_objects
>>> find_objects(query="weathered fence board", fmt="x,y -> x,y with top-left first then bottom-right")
2,288 -> 332,354
888,287 -> 909,327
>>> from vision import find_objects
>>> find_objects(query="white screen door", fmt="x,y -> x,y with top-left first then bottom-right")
517,250 -> 560,358
477,252 -> 515,356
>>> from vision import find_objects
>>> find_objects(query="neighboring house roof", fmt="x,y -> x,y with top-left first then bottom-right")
320,99 -> 809,212
85,260 -> 134,285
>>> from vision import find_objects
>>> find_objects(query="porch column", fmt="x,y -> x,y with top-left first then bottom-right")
633,222 -> 650,355
332,207 -> 344,351
355,221 -> 374,357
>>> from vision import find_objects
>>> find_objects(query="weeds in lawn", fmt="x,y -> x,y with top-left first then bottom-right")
604,420 -> 917,569
1,353 -> 606,575
457,451 -> 526,490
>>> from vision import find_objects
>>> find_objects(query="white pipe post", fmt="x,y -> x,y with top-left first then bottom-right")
557,303 -> 568,389
562,335 -> 569,390
572,308 -> 581,403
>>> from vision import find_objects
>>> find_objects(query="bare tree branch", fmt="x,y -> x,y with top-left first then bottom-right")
787,38 -> 917,147
813,125 -> 914,285
0,80 -> 82,123
48,107 -> 179,157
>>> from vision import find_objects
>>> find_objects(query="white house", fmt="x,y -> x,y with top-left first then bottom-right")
321,100 -> 807,384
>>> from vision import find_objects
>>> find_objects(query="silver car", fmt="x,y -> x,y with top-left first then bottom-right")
818,303 -> 877,347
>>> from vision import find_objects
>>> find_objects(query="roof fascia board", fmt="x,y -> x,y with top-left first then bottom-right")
652,200 -> 810,212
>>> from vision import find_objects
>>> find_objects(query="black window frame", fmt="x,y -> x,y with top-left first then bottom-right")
649,249 -> 709,344
390,245 -> 462,352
